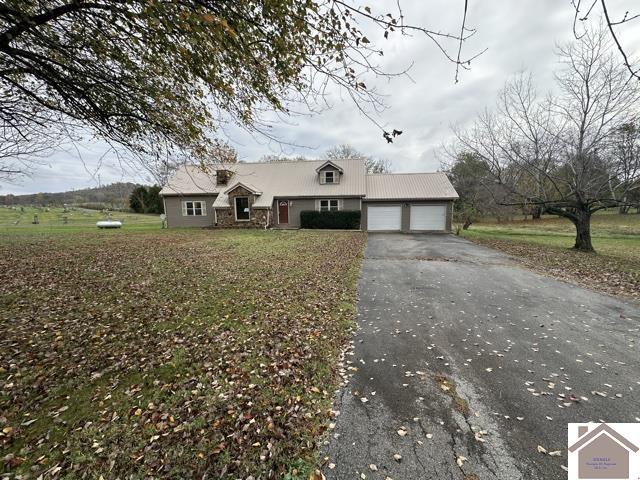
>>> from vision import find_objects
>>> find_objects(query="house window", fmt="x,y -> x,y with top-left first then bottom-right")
319,199 -> 339,212
324,171 -> 335,184
235,196 -> 250,220
183,201 -> 206,216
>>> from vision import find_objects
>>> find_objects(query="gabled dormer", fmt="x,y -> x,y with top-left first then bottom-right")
315,160 -> 344,185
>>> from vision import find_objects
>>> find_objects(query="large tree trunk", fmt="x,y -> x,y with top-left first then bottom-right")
570,209 -> 594,251
531,206 -> 542,220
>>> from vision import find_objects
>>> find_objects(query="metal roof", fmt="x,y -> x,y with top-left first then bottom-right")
162,159 -> 367,208
160,160 -> 458,206
364,173 -> 459,200
159,164 -> 221,196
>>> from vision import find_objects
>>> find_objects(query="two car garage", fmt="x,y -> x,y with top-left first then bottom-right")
365,203 -> 449,232
363,173 -> 457,232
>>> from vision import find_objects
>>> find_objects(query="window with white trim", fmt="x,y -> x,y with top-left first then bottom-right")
182,200 -> 206,216
319,199 -> 339,212
235,196 -> 250,220
324,170 -> 335,183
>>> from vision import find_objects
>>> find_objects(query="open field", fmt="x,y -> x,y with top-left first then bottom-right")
460,212 -> 640,300
0,228 -> 365,479
0,206 -> 161,232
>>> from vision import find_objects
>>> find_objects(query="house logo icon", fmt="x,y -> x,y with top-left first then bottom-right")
568,423 -> 640,479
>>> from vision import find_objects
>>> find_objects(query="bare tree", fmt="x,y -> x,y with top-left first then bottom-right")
0,104 -> 65,182
445,152 -> 511,229
572,1 -> 640,80
258,154 -> 309,163
452,27 -> 640,251
324,144 -> 391,173
607,122 -> 640,212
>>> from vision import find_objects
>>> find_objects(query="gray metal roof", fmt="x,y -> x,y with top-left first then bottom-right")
365,173 -> 459,200
161,159 -> 367,207
160,160 -> 458,206
159,164 -> 221,196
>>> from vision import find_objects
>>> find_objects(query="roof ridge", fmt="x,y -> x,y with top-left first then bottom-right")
366,172 -> 446,176
183,158 -> 365,167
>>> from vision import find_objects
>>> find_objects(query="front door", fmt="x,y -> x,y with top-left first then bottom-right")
278,200 -> 289,224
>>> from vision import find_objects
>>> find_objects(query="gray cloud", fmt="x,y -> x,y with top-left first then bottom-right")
3,0 -> 639,194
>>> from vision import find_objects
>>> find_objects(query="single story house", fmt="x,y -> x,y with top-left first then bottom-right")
160,158 -> 458,232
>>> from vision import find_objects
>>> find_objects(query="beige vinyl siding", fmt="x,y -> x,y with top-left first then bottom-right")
164,195 -> 217,228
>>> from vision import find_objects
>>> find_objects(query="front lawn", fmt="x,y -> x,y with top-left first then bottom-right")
460,212 -> 640,300
0,229 -> 365,479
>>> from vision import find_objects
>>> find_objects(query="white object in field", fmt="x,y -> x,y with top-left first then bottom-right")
96,220 -> 122,229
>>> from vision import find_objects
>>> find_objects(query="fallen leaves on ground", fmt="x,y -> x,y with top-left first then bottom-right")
465,237 -> 640,300
0,229 -> 365,479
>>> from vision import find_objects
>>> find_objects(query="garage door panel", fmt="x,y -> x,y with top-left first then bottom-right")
410,205 -> 446,231
367,205 -> 401,231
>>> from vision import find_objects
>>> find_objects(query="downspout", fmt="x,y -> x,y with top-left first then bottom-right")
162,197 -> 168,228
213,204 -> 217,226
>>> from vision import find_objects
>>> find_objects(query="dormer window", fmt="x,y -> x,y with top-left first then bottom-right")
319,169 -> 340,184
324,171 -> 335,184
316,160 -> 344,185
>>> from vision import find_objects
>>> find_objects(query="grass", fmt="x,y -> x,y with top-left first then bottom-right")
0,225 -> 365,479
0,205 -> 161,232
459,211 -> 640,299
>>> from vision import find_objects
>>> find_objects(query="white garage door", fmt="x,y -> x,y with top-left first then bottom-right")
367,205 -> 402,231
410,205 -> 446,231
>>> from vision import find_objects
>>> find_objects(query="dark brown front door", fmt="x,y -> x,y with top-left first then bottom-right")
278,200 -> 289,224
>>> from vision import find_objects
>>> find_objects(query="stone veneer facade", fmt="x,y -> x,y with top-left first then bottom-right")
214,185 -> 273,228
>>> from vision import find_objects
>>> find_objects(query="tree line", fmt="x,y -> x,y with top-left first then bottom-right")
446,26 -> 640,252
128,185 -> 164,214
0,182 -> 136,208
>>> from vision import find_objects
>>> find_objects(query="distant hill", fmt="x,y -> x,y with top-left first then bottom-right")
0,182 -> 138,209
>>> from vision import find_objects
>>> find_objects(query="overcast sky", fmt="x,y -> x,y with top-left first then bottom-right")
3,0 -> 639,195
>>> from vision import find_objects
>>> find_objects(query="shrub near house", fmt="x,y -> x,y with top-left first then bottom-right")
300,210 -> 361,229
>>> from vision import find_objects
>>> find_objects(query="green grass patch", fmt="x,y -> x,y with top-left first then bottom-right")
459,212 -> 640,299
0,228 -> 365,478
0,205 -> 162,233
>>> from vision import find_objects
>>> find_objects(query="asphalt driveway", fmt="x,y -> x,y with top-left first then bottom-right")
322,234 -> 640,479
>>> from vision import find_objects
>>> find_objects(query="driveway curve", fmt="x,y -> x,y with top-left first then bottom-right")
323,233 -> 640,480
